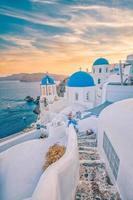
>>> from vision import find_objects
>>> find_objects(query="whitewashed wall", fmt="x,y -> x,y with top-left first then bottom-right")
67,86 -> 95,108
49,98 -> 68,113
92,64 -> 109,85
78,116 -> 98,133
48,124 -> 67,139
97,99 -> 133,200
31,126 -> 79,200
0,129 -> 40,153
0,126 -> 79,200
103,84 -> 133,102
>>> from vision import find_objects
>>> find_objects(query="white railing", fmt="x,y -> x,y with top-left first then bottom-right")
0,129 -> 40,153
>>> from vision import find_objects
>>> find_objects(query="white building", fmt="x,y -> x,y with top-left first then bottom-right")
101,61 -> 133,103
98,98 -> 133,200
92,58 -> 110,85
123,64 -> 133,84
126,54 -> 133,65
101,82 -> 133,103
1,54 -> 133,200
40,74 -> 57,124
66,70 -> 96,108
40,74 -> 57,103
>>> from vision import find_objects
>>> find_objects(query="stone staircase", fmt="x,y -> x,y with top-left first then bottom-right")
75,131 -> 121,200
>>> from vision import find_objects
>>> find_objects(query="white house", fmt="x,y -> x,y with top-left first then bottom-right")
97,98 -> 133,200
66,70 -> 96,108
123,64 -> 133,84
101,62 -> 133,103
126,54 -> 133,65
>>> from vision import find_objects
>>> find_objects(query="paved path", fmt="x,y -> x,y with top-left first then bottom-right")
75,131 -> 121,200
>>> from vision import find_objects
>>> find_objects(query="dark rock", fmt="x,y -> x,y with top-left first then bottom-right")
84,173 -> 88,178
56,78 -> 68,97
25,96 -> 34,102
34,96 -> 40,105
106,175 -> 113,186
33,105 -> 40,114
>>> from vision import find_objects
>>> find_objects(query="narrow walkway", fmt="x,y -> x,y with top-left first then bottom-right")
75,131 -> 121,200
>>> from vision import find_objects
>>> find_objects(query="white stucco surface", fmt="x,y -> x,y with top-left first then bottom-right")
0,135 -> 67,200
107,74 -> 121,83
78,116 -> 98,133
98,98 -> 133,200
60,104 -> 87,116
92,64 -> 109,85
0,125 -> 79,200
105,84 -> 133,102
67,86 -> 95,108
0,129 -> 40,153
31,126 -> 79,200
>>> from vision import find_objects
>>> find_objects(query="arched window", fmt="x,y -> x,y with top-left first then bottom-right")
99,68 -> 102,73
98,78 -> 101,84
75,93 -> 79,101
93,68 -> 95,73
46,86 -> 48,96
86,92 -> 89,101
42,87 -> 45,96
48,86 -> 52,95
106,68 -> 108,73
52,85 -> 55,95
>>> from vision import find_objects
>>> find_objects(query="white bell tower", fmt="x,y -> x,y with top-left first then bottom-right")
41,73 -> 57,103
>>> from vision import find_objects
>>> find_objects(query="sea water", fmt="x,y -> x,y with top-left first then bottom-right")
0,81 -> 40,139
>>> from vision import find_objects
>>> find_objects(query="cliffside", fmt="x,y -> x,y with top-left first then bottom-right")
0,73 -> 67,82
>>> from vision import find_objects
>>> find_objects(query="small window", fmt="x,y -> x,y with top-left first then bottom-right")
42,88 -> 45,96
99,68 -> 102,73
103,132 -> 120,180
86,92 -> 89,101
48,86 -> 51,95
106,68 -> 108,73
98,78 -> 101,84
75,93 -> 79,101
46,86 -> 48,96
52,86 -> 55,95
93,68 -> 95,73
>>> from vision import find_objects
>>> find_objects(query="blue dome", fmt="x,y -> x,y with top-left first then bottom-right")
41,75 -> 55,85
67,71 -> 95,87
93,58 -> 109,66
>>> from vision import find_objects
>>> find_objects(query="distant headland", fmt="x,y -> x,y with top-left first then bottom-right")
0,73 -> 67,82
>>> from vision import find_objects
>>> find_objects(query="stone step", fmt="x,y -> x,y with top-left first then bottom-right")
79,162 -> 115,188
78,140 -> 97,148
75,181 -> 121,200
76,132 -> 121,200
78,134 -> 97,140
78,138 -> 97,143
79,150 -> 100,161
79,146 -> 98,151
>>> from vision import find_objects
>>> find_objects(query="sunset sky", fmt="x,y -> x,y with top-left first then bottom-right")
0,0 -> 133,76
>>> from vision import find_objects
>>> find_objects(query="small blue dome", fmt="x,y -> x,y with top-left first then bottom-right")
41,75 -> 55,85
67,71 -> 95,87
93,58 -> 109,66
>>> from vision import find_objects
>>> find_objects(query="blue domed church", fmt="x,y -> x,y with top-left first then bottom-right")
66,71 -> 96,108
